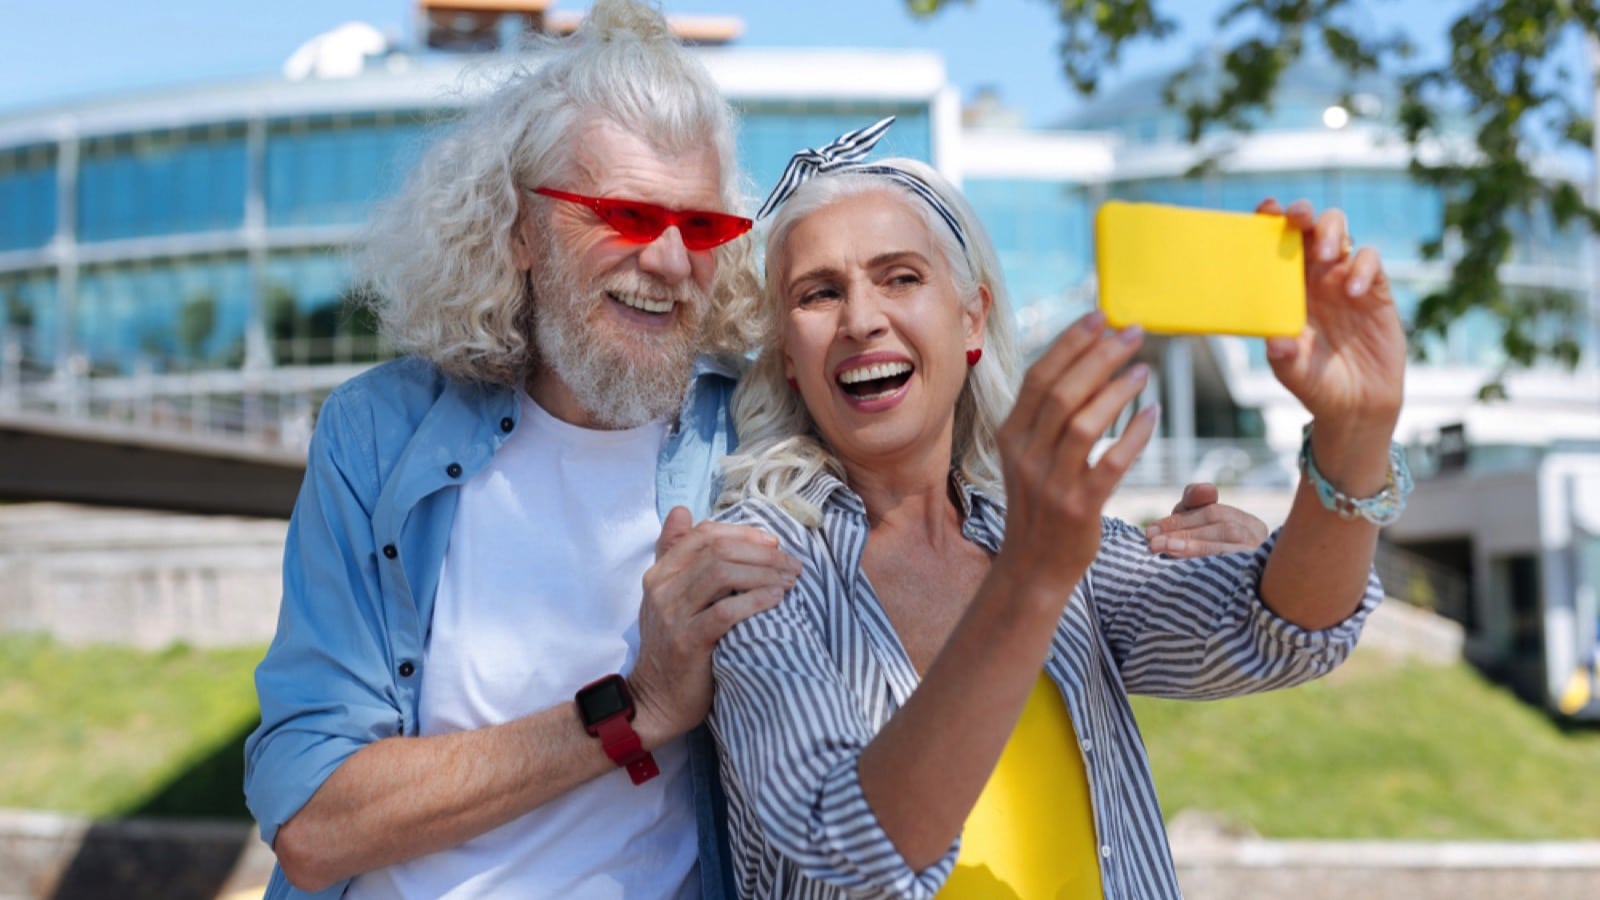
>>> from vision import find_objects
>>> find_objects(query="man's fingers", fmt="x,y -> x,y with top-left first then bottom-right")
684,560 -> 800,613
1147,515 -> 1267,556
655,520 -> 787,573
672,519 -> 782,551
655,506 -> 695,560
1174,482 -> 1219,513
696,586 -> 788,642
646,521 -> 797,614
1147,535 -> 1240,558
1150,505 -> 1229,535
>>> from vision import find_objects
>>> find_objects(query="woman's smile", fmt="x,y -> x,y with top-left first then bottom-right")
834,353 -> 915,408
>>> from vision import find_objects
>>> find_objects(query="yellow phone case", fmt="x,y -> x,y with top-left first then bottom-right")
1094,200 -> 1306,337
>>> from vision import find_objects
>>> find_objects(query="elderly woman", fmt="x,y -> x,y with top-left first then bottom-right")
707,131 -> 1406,899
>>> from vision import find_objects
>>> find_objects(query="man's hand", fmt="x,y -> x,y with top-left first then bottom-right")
1145,482 -> 1268,557
627,506 -> 800,748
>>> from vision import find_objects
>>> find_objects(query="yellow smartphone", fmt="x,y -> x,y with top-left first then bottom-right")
1094,200 -> 1306,337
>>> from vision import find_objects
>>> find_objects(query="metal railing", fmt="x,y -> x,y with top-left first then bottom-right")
1096,434 -> 1297,489
0,340 -> 354,457
1374,539 -> 1472,619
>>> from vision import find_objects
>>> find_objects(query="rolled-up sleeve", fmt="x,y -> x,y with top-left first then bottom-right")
243,392 -> 403,848
710,506 -> 958,899
1091,518 -> 1382,700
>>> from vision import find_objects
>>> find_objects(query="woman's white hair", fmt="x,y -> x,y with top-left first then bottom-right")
717,158 -> 1020,526
355,0 -> 761,385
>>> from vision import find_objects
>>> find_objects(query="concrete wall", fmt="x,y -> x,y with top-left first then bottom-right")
1174,838 -> 1600,900
0,503 -> 285,648
0,810 -> 275,900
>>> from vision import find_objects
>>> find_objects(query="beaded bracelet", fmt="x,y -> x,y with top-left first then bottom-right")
1297,423 -> 1413,526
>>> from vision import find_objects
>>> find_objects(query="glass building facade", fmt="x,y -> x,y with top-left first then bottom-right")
265,112 -> 438,228
0,144 -> 56,252
964,178 -> 1092,312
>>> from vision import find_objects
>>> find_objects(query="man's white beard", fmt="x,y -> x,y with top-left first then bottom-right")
529,246 -> 705,430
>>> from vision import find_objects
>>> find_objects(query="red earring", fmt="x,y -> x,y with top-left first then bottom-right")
786,377 -> 799,392
966,348 -> 982,367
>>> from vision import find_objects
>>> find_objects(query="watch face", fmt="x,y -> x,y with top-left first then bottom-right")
578,676 -> 631,724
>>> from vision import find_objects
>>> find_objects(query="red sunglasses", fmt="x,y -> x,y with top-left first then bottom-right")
531,187 -> 753,251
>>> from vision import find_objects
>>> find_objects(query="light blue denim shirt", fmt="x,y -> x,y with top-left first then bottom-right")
244,354 -> 741,900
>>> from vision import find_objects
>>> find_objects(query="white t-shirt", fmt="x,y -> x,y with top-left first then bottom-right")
347,392 -> 698,899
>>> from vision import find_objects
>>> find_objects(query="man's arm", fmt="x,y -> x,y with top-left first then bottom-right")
273,703 -> 610,891
267,501 -> 796,892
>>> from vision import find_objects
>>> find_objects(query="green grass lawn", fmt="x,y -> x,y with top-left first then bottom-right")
1135,647 -> 1600,839
0,634 -> 265,819
3,632 -> 1599,837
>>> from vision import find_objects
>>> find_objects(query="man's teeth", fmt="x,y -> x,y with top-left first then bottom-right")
838,361 -> 912,385
614,293 -> 673,314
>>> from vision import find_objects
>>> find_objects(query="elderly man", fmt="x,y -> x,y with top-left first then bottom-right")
244,2 -> 795,897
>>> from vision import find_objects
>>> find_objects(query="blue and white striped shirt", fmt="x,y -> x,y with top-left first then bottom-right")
709,471 -> 1381,899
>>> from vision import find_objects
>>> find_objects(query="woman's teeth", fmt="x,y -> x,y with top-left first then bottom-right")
837,361 -> 913,399
838,361 -> 911,385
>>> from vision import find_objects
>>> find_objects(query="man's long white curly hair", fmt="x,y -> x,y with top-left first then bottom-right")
355,0 -> 761,385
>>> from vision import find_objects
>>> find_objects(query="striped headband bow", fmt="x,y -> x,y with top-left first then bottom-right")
754,116 -> 968,251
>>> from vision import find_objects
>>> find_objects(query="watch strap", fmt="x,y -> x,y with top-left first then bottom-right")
591,710 -> 659,785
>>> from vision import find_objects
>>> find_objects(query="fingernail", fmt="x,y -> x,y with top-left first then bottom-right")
1118,324 -> 1144,344
1346,278 -> 1367,297
1320,241 -> 1340,262
1083,309 -> 1106,331
1127,363 -> 1149,383
1145,524 -> 1162,539
1148,535 -> 1167,551
1166,538 -> 1187,552
1139,402 -> 1161,420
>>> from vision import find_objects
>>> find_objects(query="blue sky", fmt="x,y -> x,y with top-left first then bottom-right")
0,1 -> 1518,127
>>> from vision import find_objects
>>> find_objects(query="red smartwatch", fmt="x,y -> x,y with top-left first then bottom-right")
575,674 -> 658,785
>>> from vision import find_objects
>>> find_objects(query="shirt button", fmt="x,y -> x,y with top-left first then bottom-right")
1081,738 -> 1093,753
500,417 -> 514,433
398,661 -> 415,678
382,544 -> 398,559
1100,845 -> 1111,859
1044,650 -> 1056,663
446,462 -> 463,478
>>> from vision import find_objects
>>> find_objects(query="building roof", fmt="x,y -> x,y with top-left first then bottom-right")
0,46 -> 945,147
